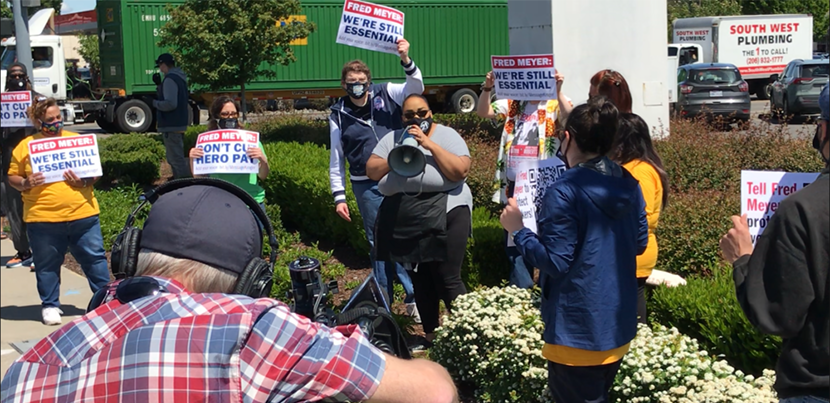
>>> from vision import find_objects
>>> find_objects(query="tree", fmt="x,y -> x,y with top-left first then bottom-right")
157,0 -> 316,120
76,33 -> 100,78
33,0 -> 62,15
667,0 -> 743,40
1,2 -> 12,19
740,0 -> 830,43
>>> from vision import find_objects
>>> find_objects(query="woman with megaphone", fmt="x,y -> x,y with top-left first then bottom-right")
367,94 -> 473,350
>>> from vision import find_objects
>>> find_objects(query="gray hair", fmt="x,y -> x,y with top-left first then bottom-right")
135,248 -> 238,293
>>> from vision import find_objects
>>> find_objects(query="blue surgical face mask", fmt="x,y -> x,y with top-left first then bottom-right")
345,82 -> 368,99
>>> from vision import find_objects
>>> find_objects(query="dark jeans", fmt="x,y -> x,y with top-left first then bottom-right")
1,128 -> 30,255
352,180 -> 414,304
162,132 -> 191,179
27,215 -> 111,308
411,206 -> 470,334
505,179 -> 534,289
548,360 -> 622,403
637,277 -> 648,324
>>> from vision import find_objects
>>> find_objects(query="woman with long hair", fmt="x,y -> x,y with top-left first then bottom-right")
189,96 -> 270,226
610,113 -> 669,324
500,96 -> 648,402
7,97 -> 111,325
559,69 -> 633,120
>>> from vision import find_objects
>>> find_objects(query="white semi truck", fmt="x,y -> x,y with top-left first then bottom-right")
670,14 -> 814,100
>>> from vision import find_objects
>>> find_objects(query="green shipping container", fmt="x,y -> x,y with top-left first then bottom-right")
97,0 -> 508,111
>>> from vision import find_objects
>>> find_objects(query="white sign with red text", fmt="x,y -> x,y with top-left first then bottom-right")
491,54 -> 557,101
741,170 -> 820,245
28,135 -> 102,184
336,0 -> 404,55
1,91 -> 33,128
719,17 -> 813,78
193,129 -> 260,175
508,157 -> 567,247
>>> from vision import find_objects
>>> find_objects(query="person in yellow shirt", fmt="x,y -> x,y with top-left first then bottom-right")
610,113 -> 670,324
7,98 -> 111,326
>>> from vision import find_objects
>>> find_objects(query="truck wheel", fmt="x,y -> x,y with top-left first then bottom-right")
450,89 -> 478,114
116,100 -> 153,133
754,82 -> 772,100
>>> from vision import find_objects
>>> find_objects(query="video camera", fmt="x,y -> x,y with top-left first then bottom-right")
287,256 -> 411,359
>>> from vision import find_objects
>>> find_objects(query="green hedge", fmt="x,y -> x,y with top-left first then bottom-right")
649,264 -> 782,376
96,185 -> 147,250
98,134 -> 165,186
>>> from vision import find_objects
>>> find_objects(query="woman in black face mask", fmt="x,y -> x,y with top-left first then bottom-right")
366,94 -> 473,349
189,96 -> 270,227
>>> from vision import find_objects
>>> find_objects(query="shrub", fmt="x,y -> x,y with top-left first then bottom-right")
251,115 -> 329,146
95,185 -> 147,250
98,134 -> 165,186
259,141 -> 369,256
649,264 -> 782,376
431,286 -> 778,403
613,325 -> 777,402
464,208 -> 509,289
655,189 -> 737,277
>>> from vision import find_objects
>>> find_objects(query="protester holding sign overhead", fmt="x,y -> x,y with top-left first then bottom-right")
500,96 -> 648,403
610,113 -> 670,324
328,38 -> 423,321
6,97 -> 110,326
476,68 -> 570,289
189,96 -> 269,227
1,62 -> 43,270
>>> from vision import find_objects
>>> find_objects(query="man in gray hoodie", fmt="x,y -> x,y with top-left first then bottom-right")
153,53 -> 191,179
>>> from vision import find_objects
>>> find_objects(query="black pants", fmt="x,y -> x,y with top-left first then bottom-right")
411,206 -> 470,334
1,129 -> 30,255
637,277 -> 648,325
548,360 -> 622,403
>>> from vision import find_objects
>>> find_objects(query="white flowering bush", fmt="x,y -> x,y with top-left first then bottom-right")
430,286 -> 552,402
612,325 -> 778,403
431,286 -> 779,403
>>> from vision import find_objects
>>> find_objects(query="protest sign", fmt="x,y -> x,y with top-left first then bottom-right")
1,91 -> 34,128
508,157 -> 567,247
491,54 -> 557,101
193,129 -> 261,175
741,170 -> 820,245
28,135 -> 102,184
336,0 -> 404,55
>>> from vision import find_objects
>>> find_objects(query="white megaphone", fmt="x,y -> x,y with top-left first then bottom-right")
388,133 -> 426,178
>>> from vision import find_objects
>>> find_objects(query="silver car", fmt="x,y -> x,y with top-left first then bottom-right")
674,63 -> 752,122
771,59 -> 829,118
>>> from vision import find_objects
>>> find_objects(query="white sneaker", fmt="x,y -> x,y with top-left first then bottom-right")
42,307 -> 63,326
405,303 -> 422,324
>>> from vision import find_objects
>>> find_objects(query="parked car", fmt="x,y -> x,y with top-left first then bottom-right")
770,58 -> 829,118
813,52 -> 829,60
673,63 -> 751,122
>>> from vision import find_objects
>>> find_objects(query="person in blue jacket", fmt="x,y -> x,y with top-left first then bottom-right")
500,96 -> 648,403
328,39 -> 423,322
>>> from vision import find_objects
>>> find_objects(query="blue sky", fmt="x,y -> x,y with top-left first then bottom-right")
61,0 -> 96,13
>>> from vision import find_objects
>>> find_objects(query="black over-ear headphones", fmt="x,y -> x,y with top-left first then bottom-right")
110,178 -> 279,299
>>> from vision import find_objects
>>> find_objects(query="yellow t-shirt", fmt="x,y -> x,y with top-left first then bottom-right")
623,160 -> 663,278
8,130 -> 100,223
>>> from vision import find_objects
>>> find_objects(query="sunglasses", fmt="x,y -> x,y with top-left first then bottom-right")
9,73 -> 25,79
219,112 -> 239,118
403,110 -> 430,120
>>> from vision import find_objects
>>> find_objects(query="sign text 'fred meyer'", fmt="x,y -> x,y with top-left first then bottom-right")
193,130 -> 261,175
336,0 -> 404,55
491,54 -> 557,101
28,135 -> 103,184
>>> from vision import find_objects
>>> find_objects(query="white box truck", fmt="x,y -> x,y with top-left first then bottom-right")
671,14 -> 813,100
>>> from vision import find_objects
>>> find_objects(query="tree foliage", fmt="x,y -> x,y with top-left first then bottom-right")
33,0 -> 62,15
76,33 -> 100,76
157,0 -> 316,118
1,2 -> 12,19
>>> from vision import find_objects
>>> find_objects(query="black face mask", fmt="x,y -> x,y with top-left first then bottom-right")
7,77 -> 27,91
405,117 -> 433,134
345,82 -> 368,99
556,136 -> 571,169
218,118 -> 238,129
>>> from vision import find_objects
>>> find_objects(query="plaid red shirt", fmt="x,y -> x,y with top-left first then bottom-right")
0,277 -> 386,403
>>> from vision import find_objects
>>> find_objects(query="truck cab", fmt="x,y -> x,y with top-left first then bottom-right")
1,35 -> 68,101
667,44 -> 705,103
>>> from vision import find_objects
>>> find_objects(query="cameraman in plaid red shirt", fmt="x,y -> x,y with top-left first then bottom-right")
0,182 -> 458,403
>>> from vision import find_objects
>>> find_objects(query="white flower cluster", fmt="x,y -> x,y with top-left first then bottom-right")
430,286 -> 552,402
613,324 -> 778,403
430,287 -> 779,403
